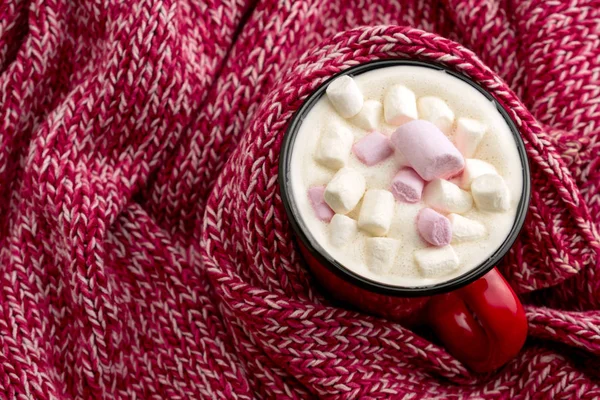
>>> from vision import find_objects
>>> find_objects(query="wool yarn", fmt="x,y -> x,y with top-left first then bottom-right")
1,0 -> 599,398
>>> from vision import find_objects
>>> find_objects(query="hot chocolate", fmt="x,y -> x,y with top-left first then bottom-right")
290,66 -> 524,287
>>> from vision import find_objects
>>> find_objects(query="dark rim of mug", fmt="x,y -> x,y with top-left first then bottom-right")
278,59 -> 531,297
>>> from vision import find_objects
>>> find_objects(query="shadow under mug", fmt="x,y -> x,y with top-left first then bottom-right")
278,60 -> 531,373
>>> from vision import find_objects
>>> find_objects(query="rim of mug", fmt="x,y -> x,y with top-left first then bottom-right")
278,59 -> 531,297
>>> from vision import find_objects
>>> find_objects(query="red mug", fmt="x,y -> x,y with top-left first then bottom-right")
278,60 -> 531,373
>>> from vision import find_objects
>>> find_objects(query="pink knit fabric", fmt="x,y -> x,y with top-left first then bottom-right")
1,0 -> 599,398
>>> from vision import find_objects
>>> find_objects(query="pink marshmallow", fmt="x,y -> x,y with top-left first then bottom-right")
352,131 -> 393,166
417,208 -> 452,246
390,120 -> 464,180
390,167 -> 425,203
308,186 -> 334,222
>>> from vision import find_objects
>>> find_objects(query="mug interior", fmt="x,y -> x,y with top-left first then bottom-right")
278,60 -> 531,297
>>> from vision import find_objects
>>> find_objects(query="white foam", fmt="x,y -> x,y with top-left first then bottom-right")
290,66 -> 524,287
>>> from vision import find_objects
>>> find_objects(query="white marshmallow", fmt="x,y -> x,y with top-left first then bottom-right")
326,76 -> 364,118
460,159 -> 498,189
448,214 -> 487,243
324,167 -> 366,214
350,100 -> 382,131
417,96 -> 455,133
329,214 -> 358,247
471,174 -> 510,212
358,189 -> 395,236
383,85 -> 418,125
366,237 -> 399,274
414,246 -> 459,278
423,179 -> 473,214
314,122 -> 353,170
455,118 -> 487,157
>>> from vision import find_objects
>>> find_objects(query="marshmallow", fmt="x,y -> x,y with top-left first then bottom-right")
358,189 -> 395,236
390,167 -> 424,203
455,118 -> 487,157
471,174 -> 510,212
329,214 -> 358,247
423,179 -> 473,214
448,214 -> 487,243
308,186 -> 334,222
326,75 -> 364,118
366,237 -> 399,274
351,100 -> 382,130
314,122 -> 354,170
415,246 -> 460,278
324,167 -> 366,214
460,159 -> 498,189
417,96 -> 455,133
417,208 -> 452,246
383,85 -> 418,125
352,131 -> 393,166
390,120 -> 465,180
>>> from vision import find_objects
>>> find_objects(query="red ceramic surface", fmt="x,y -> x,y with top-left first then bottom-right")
301,241 -> 527,372
427,268 -> 528,372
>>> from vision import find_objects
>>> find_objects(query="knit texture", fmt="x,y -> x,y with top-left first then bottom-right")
1,0 -> 600,398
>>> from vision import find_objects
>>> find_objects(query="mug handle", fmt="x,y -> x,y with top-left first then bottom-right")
426,267 -> 527,373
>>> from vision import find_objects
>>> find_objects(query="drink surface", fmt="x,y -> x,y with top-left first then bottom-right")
290,66 -> 523,287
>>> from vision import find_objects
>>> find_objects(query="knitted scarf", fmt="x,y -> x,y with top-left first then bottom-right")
1,0 -> 599,398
